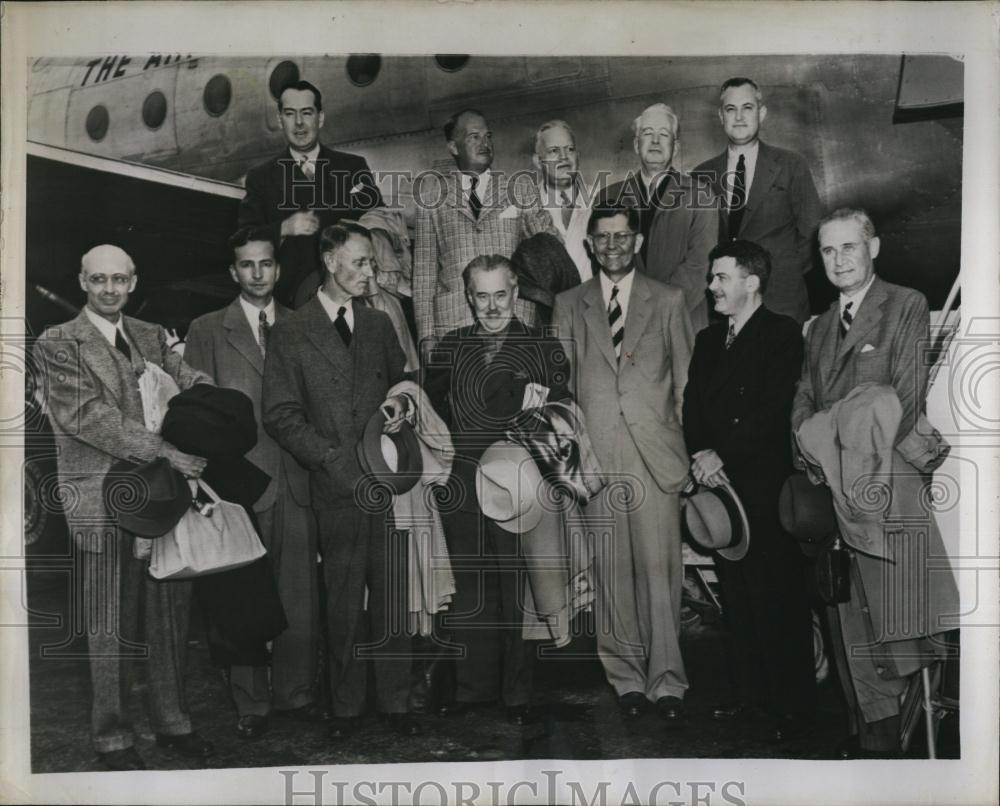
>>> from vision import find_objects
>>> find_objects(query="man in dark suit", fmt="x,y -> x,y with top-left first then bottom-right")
184,229 -> 319,739
682,239 -> 815,741
553,205 -> 694,722
602,103 -> 717,332
423,254 -> 570,723
791,208 -> 958,758
262,221 -> 420,739
693,77 -> 822,325
238,80 -> 383,308
33,245 -> 214,770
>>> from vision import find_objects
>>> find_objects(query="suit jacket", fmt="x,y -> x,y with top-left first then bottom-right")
413,170 -> 542,347
262,295 -> 406,509
791,276 -> 929,445
183,298 -> 310,512
693,142 -> 822,324
552,271 -> 694,494
238,144 -> 384,307
34,312 -> 211,552
683,305 -> 804,543
422,318 -> 570,511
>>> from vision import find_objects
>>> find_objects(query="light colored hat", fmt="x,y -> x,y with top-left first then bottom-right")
475,441 -> 545,534
682,481 -> 751,562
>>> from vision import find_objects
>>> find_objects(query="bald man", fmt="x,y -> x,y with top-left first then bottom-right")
34,245 -> 214,770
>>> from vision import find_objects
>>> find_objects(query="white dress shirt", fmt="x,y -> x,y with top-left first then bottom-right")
239,296 -> 276,346
317,289 -> 355,331
541,183 -> 593,282
459,169 -> 491,204
599,268 -> 637,324
289,144 -> 321,178
839,274 -> 877,322
84,306 -> 130,350
726,140 -> 760,204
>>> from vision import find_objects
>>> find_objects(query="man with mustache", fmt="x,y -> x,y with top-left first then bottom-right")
694,77 -> 822,325
413,109 -> 545,350
239,80 -> 383,308
603,104 -> 717,332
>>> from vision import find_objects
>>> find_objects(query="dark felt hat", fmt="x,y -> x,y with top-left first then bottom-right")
356,407 -> 423,496
779,472 -> 839,545
510,232 -> 582,309
682,481 -> 751,562
103,457 -> 192,538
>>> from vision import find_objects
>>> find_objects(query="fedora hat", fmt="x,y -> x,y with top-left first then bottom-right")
778,472 -> 838,545
103,457 -> 192,538
682,481 -> 750,562
356,407 -> 423,496
475,441 -> 545,534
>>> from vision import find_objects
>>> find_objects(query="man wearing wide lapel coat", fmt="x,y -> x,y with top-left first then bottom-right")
184,230 -> 318,738
552,205 -> 694,722
33,245 -> 214,770
693,77 -> 822,325
263,221 -> 421,739
238,80 -> 383,308
413,108 -> 547,350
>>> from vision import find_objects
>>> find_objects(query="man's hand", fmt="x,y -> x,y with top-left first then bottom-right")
280,210 -> 320,238
381,395 -> 411,434
691,449 -> 730,489
161,444 -> 208,479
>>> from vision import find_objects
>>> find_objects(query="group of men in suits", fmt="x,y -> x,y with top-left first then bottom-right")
37,71 -> 953,767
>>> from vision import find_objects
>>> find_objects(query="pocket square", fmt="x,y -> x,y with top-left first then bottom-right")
498,205 -> 519,220
860,344 -> 876,353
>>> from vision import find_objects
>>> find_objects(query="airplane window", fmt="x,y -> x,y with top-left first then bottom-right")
346,54 -> 381,87
85,105 -> 109,141
204,74 -> 232,116
142,90 -> 168,130
434,55 -> 470,72
269,60 -> 300,100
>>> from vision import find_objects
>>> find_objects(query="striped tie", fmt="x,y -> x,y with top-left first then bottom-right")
608,285 -> 624,362
840,301 -> 854,337
725,320 -> 736,350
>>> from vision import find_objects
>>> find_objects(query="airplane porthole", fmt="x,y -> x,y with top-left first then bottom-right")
85,105 -> 109,141
346,54 -> 381,87
204,74 -> 232,117
142,90 -> 168,130
269,60 -> 300,100
434,55 -> 470,72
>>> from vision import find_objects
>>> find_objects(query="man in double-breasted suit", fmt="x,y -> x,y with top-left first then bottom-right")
553,205 -> 694,721
239,80 -> 383,308
693,78 -> 822,325
682,239 -> 815,741
33,245 -> 214,770
791,208 -> 958,757
263,221 -> 420,739
413,109 -> 546,350
184,229 -> 318,739
601,103 -> 717,332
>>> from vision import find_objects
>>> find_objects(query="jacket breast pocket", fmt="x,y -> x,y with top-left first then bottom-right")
854,349 -> 887,385
632,330 -> 666,381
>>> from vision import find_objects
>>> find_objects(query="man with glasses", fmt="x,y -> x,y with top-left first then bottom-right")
553,206 -> 694,722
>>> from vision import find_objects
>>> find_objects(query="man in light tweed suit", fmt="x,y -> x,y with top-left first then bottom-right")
413,109 -> 546,350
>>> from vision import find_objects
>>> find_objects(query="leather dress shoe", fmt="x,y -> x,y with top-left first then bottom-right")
97,746 -> 146,771
276,703 -> 330,723
505,704 -> 533,726
711,701 -> 751,721
618,692 -> 647,719
386,713 -> 422,737
236,714 -> 269,740
155,731 -> 215,758
328,717 -> 358,740
656,696 -> 684,722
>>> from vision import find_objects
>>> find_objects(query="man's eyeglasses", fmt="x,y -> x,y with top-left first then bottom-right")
590,232 -> 637,246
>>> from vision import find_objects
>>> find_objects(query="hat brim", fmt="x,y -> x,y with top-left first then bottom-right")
357,409 -> 423,496
105,458 -> 192,538
476,441 -> 545,533
682,482 -> 750,562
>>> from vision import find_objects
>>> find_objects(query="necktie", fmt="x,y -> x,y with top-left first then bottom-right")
725,320 -> 736,350
299,157 -> 315,180
334,306 -> 351,347
258,310 -> 270,357
468,176 -> 482,220
840,301 -> 854,337
560,190 -> 573,228
728,153 -> 747,239
114,329 -> 132,362
608,285 -> 624,362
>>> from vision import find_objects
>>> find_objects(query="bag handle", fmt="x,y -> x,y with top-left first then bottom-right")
196,479 -> 222,504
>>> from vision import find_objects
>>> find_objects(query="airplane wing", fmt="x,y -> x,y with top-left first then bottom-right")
25,140 -> 244,336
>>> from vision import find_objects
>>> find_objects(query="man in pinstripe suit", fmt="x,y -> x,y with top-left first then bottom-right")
413,109 -> 547,351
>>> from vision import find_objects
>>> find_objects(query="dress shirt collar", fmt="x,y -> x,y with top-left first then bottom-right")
289,144 -> 321,167
317,289 -> 355,331
541,182 -> 581,208
729,299 -> 763,338
238,296 -> 276,344
638,169 -> 669,198
599,268 -> 636,321
839,274 -> 876,318
84,306 -> 126,346
459,169 -> 491,198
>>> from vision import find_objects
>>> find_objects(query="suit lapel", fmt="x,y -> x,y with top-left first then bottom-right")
447,172 -> 479,224
302,296 -> 352,382
620,273 -> 651,362
581,279 -> 618,370
476,171 -> 505,223
837,278 -> 887,361
740,142 -> 779,233
223,299 -> 264,376
72,313 -> 128,402
705,308 -> 765,397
